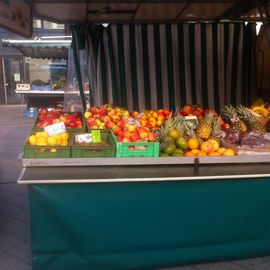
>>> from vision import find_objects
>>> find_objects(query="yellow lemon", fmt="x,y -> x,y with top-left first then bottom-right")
28,135 -> 37,146
61,140 -> 68,146
40,131 -> 49,138
35,131 -> 44,138
47,137 -> 57,146
60,132 -> 69,140
36,137 -> 48,146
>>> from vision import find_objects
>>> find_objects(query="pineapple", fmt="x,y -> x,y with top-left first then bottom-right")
236,105 -> 266,133
210,117 -> 222,143
197,112 -> 214,140
158,112 -> 174,138
221,105 -> 247,132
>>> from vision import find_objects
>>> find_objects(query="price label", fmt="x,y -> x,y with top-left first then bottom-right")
184,116 -> 198,128
135,111 -> 145,119
75,134 -> 91,143
91,129 -> 101,143
44,122 -> 66,136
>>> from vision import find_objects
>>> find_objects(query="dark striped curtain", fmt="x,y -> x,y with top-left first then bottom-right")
72,23 -> 257,111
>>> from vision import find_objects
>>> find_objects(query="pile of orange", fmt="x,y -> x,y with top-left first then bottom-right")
184,138 -> 235,157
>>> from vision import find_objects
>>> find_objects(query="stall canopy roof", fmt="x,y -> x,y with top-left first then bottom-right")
1,39 -> 71,59
34,0 -> 270,23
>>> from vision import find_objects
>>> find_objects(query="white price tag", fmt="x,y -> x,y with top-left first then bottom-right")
75,134 -> 92,143
44,122 -> 66,136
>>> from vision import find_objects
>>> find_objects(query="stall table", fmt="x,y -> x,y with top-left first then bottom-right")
18,156 -> 270,270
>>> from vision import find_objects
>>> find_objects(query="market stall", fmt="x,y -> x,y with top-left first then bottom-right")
17,1 -> 270,270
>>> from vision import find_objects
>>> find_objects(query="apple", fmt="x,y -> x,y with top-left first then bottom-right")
122,137 -> 131,142
162,109 -> 171,117
148,132 -> 156,142
105,120 -> 114,129
38,114 -> 47,121
181,105 -> 192,116
84,111 -> 92,119
112,126 -> 121,135
128,124 -> 137,132
123,130 -> 131,138
90,106 -> 99,115
118,130 -> 125,137
117,136 -> 123,142
131,132 -> 140,142
39,108 -> 48,115
100,106 -> 107,116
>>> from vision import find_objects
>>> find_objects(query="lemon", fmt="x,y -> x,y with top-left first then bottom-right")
60,132 -> 69,140
36,137 -> 48,146
28,135 -> 37,146
35,131 -> 44,138
40,131 -> 49,138
47,137 -> 57,146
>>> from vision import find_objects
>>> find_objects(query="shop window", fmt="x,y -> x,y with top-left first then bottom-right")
33,20 -> 42,29
43,21 -> 65,30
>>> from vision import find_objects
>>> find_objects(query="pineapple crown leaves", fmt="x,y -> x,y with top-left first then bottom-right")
202,111 -> 215,124
220,105 -> 238,122
211,116 -> 222,138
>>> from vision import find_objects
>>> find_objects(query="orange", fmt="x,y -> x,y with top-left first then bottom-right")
200,141 -> 214,154
222,148 -> 235,156
188,138 -> 199,150
208,151 -> 221,156
196,150 -> 207,156
217,147 -> 226,154
191,149 -> 200,155
185,151 -> 195,157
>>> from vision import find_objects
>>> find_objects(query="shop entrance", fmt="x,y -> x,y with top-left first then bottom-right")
1,56 -> 25,104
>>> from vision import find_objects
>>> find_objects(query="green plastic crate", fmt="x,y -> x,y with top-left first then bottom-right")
71,131 -> 116,158
23,131 -> 71,158
112,134 -> 160,158
32,112 -> 86,134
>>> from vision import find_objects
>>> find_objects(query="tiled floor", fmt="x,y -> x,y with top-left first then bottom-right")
0,104 -> 270,270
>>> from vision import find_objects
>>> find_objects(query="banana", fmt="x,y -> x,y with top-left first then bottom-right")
252,106 -> 269,118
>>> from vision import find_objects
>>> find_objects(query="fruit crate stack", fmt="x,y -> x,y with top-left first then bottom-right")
33,108 -> 86,134
24,130 -> 71,158
71,130 -> 116,158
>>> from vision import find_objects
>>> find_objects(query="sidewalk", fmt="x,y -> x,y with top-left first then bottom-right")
0,105 -> 270,270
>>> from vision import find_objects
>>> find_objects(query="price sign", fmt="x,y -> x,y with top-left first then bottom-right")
91,129 -> 101,143
75,134 -> 91,143
44,122 -> 66,136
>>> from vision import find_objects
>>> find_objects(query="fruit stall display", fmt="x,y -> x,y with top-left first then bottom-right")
24,101 -> 270,159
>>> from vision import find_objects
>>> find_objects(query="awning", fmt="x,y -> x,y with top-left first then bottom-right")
33,0 -> 269,23
1,39 -> 71,59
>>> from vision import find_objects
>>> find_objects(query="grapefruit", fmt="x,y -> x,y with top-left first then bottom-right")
163,143 -> 176,155
176,137 -> 188,150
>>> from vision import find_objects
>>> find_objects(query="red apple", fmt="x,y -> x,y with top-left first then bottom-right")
148,132 -> 156,142
162,109 -> 171,117
123,130 -> 131,138
118,130 -> 125,137
122,137 -> 131,142
181,105 -> 192,116
131,132 -> 140,142
112,126 -> 121,135
105,120 -> 114,129
39,108 -> 48,115
117,136 -> 123,142
38,114 -> 47,121
90,106 -> 99,115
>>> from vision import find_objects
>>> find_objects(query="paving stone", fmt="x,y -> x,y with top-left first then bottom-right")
0,256 -> 31,270
0,213 -> 15,226
0,200 -> 25,217
160,265 -> 196,270
3,194 -> 29,207
193,261 -> 249,270
232,256 -> 270,268
6,241 -> 31,264
0,231 -> 24,250
15,208 -> 30,224
0,219 -> 30,241
0,250 -> 11,261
